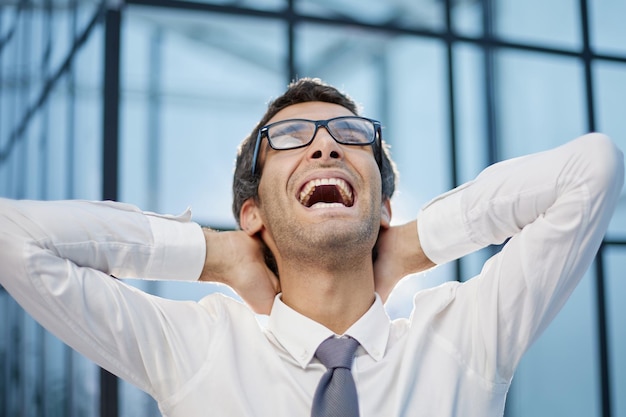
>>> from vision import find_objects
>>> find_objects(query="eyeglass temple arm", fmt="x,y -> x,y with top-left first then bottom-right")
251,130 -> 264,176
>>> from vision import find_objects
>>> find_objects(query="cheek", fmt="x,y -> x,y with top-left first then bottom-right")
349,150 -> 382,184
257,163 -> 292,202
261,151 -> 303,186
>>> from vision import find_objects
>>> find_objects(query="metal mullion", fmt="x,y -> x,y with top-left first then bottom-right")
594,243 -> 612,417
580,0 -> 596,133
147,26 -> 162,211
7,4 -> 21,196
34,2 -> 52,415
100,4 -> 121,417
39,0 -> 52,200
66,0 -> 80,413
481,0 -> 497,166
17,0 -> 32,200
286,0 -> 296,81
579,0 -> 612,415
443,0 -> 461,283
123,0 -> 626,68
66,0 -> 78,200
127,0 -> 284,19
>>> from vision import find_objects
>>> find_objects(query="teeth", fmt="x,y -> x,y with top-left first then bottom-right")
298,178 -> 353,207
309,202 -> 345,209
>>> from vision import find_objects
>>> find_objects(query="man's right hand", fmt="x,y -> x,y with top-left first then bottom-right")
199,228 -> 280,315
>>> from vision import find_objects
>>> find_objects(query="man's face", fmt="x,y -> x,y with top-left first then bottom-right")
242,101 -> 390,263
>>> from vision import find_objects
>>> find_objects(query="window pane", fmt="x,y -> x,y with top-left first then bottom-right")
590,0 -> 626,55
506,271 -> 600,417
71,23 -> 103,200
606,247 -> 626,417
494,0 -> 581,49
296,0 -> 444,30
496,51 -> 586,159
454,43 -> 488,184
0,2 -> 102,201
452,1 -> 483,37
594,61 -> 626,236
121,7 -> 287,227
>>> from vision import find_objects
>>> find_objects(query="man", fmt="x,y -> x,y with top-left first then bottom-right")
0,78 -> 623,416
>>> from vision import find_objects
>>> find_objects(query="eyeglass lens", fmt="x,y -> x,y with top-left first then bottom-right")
266,118 -> 375,150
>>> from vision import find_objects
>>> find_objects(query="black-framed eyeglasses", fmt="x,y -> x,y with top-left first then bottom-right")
251,116 -> 383,176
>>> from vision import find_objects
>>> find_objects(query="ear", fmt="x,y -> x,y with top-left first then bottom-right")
240,198 -> 264,236
380,198 -> 392,229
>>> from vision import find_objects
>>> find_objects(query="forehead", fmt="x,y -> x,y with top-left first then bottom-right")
267,101 -> 357,125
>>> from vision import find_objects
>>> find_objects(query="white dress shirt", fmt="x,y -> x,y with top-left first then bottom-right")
0,133 -> 623,417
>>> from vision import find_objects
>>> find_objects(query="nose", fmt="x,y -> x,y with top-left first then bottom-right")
307,126 -> 344,163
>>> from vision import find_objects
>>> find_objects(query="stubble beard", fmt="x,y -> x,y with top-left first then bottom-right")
268,206 -> 380,272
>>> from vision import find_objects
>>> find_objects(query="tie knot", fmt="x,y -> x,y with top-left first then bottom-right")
315,336 -> 359,370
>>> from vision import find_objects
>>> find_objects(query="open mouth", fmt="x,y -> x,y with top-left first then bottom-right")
298,178 -> 354,208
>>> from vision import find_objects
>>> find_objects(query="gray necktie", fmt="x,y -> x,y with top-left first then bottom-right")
311,336 -> 360,417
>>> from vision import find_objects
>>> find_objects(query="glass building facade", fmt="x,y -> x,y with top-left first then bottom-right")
1,0 -> 625,415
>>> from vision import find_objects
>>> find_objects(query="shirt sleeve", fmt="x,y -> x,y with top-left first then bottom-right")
0,199 -> 218,399
416,133 -> 624,383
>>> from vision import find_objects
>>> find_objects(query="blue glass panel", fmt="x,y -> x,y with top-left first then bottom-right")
452,1 -> 483,37
506,271 -> 600,417
496,50 -> 598,417
494,0 -> 581,49
590,0 -> 626,55
454,43 -> 488,184
594,61 -> 626,237
496,50 -> 586,159
453,43 -> 494,280
121,7 -> 286,227
297,0 -> 444,30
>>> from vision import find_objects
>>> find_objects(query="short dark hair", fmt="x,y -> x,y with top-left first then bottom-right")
232,77 -> 397,225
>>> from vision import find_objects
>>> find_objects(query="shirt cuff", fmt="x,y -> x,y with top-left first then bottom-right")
144,208 -> 206,281
417,182 -> 481,265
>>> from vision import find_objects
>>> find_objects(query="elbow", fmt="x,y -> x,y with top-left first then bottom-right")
578,133 -> 624,199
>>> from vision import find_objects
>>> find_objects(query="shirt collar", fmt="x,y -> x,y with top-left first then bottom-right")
266,293 -> 390,368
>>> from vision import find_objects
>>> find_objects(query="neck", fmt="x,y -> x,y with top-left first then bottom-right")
277,256 -> 376,334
